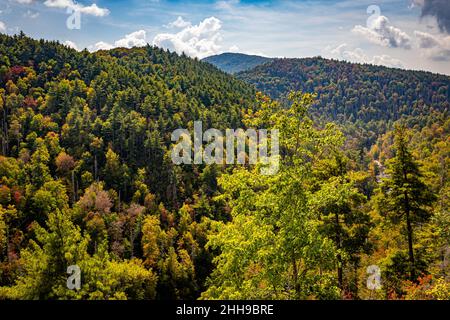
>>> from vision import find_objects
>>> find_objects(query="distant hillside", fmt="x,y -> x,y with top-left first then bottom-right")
237,57 -> 450,147
203,52 -> 272,74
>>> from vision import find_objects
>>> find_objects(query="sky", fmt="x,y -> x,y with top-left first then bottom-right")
0,0 -> 449,75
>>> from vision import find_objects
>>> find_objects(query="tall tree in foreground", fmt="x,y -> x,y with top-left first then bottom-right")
311,170 -> 373,297
377,125 -> 435,281
201,92 -> 342,299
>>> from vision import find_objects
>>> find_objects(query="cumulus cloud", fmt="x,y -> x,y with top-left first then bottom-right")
166,16 -> 191,29
371,55 -> 405,68
89,30 -> 148,52
44,0 -> 109,17
352,15 -> 412,49
90,41 -> 114,51
153,17 -> 223,59
414,30 -> 450,60
114,30 -> 147,48
414,0 -> 450,34
329,44 -> 367,62
0,21 -> 6,33
64,40 -> 78,50
326,43 -> 405,68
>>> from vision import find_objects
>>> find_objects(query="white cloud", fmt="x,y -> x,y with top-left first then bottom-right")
415,30 -> 441,48
371,55 -> 405,68
14,0 -> 34,3
153,17 -> 223,59
64,40 -> 78,50
325,43 -> 404,68
91,41 -> 114,51
89,30 -> 148,52
0,21 -> 6,33
228,45 -> 240,52
166,16 -> 191,29
114,30 -> 147,48
329,44 -> 365,62
44,0 -> 109,17
414,30 -> 450,61
352,15 -> 412,49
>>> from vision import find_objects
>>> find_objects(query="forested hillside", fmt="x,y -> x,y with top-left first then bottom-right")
0,32 -> 254,299
203,53 -> 272,74
0,33 -> 448,300
238,57 -> 449,147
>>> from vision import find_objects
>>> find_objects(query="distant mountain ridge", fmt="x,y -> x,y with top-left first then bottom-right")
235,56 -> 449,147
202,52 -> 272,74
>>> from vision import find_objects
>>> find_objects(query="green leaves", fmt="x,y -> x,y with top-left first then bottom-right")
0,208 -> 158,300
203,92 -> 342,299
378,125 -> 436,223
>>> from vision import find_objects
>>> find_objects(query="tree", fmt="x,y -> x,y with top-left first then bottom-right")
311,174 -> 372,296
32,180 -> 69,219
55,151 -> 75,175
0,205 -> 18,258
142,215 -> 161,270
202,92 -> 340,299
310,147 -> 373,297
27,139 -> 51,188
0,208 -> 157,300
377,125 -> 436,281
78,182 -> 112,215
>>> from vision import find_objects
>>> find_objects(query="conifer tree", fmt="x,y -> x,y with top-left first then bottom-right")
377,125 -> 436,281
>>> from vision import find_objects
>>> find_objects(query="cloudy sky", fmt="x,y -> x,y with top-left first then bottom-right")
0,0 -> 449,75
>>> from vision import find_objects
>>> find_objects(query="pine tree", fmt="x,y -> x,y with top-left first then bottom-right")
377,125 -> 436,281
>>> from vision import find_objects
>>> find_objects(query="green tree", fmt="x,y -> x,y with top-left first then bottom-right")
377,125 -> 436,281
0,208 -> 157,299
202,92 -> 340,299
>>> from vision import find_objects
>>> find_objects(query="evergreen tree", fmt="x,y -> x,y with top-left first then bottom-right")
377,125 -> 436,281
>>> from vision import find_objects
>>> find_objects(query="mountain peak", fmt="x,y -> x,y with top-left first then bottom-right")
203,52 -> 272,74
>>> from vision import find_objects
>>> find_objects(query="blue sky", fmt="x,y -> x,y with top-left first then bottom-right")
0,0 -> 449,75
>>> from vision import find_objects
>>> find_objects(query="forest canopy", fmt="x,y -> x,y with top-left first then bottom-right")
0,33 -> 449,300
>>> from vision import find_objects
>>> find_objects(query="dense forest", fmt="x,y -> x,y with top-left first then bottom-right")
238,57 -> 449,147
0,33 -> 448,300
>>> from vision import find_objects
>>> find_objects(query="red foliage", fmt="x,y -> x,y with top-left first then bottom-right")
24,96 -> 38,108
10,66 -> 26,76
0,185 -> 11,205
4,66 -> 26,82
12,189 -> 22,205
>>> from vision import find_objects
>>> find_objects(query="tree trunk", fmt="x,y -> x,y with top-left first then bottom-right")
335,212 -> 343,292
94,154 -> 98,181
402,158 -> 416,281
292,251 -> 300,298
71,170 -> 76,204
404,191 -> 416,281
